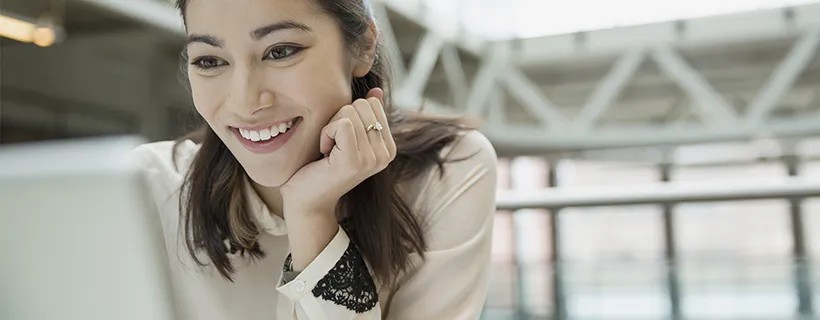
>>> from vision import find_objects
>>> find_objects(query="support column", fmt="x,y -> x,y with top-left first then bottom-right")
659,163 -> 682,320
783,150 -> 814,318
547,159 -> 566,320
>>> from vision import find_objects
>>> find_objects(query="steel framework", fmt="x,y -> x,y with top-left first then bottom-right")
8,0 -> 819,155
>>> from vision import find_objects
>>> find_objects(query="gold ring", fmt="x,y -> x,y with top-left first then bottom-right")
366,121 -> 383,132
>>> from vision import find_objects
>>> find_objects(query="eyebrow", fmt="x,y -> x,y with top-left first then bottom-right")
186,20 -> 312,48
251,20 -> 312,41
187,34 -> 223,48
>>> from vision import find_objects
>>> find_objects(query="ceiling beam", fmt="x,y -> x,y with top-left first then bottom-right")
745,28 -> 820,127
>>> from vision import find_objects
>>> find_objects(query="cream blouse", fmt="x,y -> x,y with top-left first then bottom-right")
129,130 -> 498,320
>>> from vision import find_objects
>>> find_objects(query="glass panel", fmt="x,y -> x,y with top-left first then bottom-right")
561,206 -> 664,261
560,206 -> 667,319
557,160 -> 658,187
802,198 -> 820,259
563,261 -> 669,319
815,263 -> 820,316
509,157 -> 553,316
514,210 -> 552,317
676,200 -> 794,319
488,212 -> 515,311
675,200 -> 792,260
671,162 -> 786,183
680,260 -> 796,319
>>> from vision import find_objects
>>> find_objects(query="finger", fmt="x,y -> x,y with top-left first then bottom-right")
337,104 -> 368,152
366,95 -> 396,160
354,98 -> 383,143
351,99 -> 380,168
319,117 -> 357,158
366,87 -> 384,104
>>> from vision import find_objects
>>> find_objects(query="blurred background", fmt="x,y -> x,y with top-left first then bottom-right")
2,0 -> 820,319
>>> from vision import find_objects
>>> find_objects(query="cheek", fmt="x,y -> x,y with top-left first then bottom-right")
188,75 -> 226,122
278,58 -> 353,122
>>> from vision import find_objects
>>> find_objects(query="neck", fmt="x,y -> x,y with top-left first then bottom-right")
251,182 -> 285,218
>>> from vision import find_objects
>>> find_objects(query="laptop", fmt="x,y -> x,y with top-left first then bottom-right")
0,136 -> 177,320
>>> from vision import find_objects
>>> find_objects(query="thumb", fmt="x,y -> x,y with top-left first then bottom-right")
366,87 -> 384,103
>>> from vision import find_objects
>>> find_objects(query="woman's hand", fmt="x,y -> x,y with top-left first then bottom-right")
280,87 -> 396,219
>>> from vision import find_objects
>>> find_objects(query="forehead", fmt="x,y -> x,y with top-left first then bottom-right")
185,0 -> 323,34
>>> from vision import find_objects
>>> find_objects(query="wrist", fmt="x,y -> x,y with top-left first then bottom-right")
283,207 -> 339,271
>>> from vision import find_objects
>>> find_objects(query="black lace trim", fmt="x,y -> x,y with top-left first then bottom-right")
283,254 -> 293,273
312,243 -> 379,313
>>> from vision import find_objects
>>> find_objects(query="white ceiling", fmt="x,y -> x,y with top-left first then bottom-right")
410,0 -> 820,39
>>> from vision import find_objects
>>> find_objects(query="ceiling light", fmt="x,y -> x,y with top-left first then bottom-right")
0,14 -> 58,47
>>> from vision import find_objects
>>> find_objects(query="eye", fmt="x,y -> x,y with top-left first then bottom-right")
265,45 -> 302,60
191,56 -> 227,70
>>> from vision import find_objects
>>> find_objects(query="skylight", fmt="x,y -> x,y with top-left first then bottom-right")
411,0 -> 820,39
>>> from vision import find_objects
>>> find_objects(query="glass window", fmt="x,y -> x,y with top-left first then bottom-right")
513,209 -> 553,317
487,211 -> 515,312
560,206 -> 669,319
557,160 -> 658,187
509,157 -> 554,317
800,162 -> 820,259
800,197 -> 820,313
487,158 -> 515,314
675,200 -> 794,318
675,161 -> 795,318
671,163 -> 786,183
554,160 -> 667,318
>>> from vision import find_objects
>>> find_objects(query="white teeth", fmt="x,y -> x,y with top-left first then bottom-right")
238,119 -> 295,142
259,129 -> 271,140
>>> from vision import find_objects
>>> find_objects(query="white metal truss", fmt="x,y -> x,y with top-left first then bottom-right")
66,0 -> 820,154
381,2 -> 820,153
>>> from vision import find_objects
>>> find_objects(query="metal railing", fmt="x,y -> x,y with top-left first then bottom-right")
488,159 -> 818,320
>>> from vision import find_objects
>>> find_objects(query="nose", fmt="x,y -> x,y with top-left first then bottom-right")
228,64 -> 274,115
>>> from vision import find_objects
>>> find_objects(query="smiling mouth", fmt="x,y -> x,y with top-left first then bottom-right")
235,117 -> 301,142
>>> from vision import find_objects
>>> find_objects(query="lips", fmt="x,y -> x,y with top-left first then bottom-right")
238,119 -> 295,142
231,117 -> 302,154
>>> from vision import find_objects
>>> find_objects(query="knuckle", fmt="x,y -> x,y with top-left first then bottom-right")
340,104 -> 355,114
367,97 -> 382,107
353,99 -> 370,110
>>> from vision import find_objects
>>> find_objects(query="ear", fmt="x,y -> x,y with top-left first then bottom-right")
351,20 -> 378,78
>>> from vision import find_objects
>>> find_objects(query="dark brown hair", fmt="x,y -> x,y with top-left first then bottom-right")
173,0 -> 475,286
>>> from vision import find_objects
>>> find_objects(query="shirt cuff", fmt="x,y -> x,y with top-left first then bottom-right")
276,226 -> 350,301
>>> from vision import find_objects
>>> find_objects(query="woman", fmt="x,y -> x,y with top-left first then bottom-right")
130,0 -> 497,319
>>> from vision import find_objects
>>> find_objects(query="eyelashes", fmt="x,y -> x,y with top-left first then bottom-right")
190,44 -> 305,71
190,56 -> 226,69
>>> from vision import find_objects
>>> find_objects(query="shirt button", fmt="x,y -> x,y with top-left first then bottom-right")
294,280 -> 306,293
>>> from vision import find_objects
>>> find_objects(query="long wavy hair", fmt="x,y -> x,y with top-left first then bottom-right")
173,0 -> 475,286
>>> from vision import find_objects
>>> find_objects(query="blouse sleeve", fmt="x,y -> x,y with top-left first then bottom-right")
274,130 -> 498,320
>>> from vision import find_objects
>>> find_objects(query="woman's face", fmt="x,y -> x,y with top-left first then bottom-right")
184,0 -> 373,187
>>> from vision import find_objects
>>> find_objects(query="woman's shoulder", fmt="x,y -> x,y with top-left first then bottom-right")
128,139 -> 200,183
439,129 -> 497,169
403,130 -> 498,216
405,129 -> 498,250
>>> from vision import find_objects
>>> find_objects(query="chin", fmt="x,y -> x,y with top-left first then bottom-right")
244,168 -> 292,188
